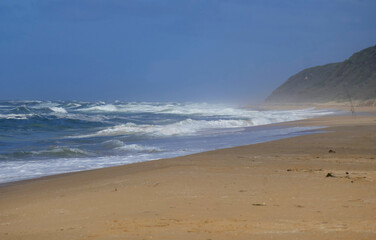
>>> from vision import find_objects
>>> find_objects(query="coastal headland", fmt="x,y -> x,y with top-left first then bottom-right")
0,106 -> 375,240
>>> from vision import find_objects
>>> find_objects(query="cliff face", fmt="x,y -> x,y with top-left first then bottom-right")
266,45 -> 376,103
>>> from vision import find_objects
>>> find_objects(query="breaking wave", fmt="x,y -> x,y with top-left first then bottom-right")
73,118 -> 255,138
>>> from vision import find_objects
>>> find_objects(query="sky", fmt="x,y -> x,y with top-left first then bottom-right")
0,0 -> 376,103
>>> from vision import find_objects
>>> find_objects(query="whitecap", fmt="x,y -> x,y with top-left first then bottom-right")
49,107 -> 68,114
78,104 -> 119,112
0,113 -> 34,120
72,118 -> 255,138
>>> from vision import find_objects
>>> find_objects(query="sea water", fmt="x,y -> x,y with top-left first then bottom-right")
0,100 -> 333,184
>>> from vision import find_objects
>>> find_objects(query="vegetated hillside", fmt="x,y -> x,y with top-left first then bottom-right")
266,45 -> 376,103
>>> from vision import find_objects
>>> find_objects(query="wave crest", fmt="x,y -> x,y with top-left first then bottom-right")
48,107 -> 68,114
73,118 -> 255,138
0,113 -> 34,120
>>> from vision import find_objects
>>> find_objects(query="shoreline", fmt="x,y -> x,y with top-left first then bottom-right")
0,123 -> 325,187
0,108 -> 336,186
0,110 -> 375,239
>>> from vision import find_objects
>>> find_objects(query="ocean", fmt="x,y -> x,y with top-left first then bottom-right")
0,100 -> 333,184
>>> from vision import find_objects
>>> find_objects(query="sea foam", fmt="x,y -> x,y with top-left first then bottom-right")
72,118 -> 255,138
49,107 -> 68,114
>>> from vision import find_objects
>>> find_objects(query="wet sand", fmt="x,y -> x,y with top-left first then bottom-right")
0,112 -> 375,239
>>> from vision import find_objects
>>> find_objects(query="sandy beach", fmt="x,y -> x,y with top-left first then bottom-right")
0,110 -> 375,239
2,1 -> 375,239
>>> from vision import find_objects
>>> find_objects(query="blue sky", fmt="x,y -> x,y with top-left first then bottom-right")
1,0 -> 375,102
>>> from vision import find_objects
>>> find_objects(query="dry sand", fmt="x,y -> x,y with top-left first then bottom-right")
0,111 -> 375,239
